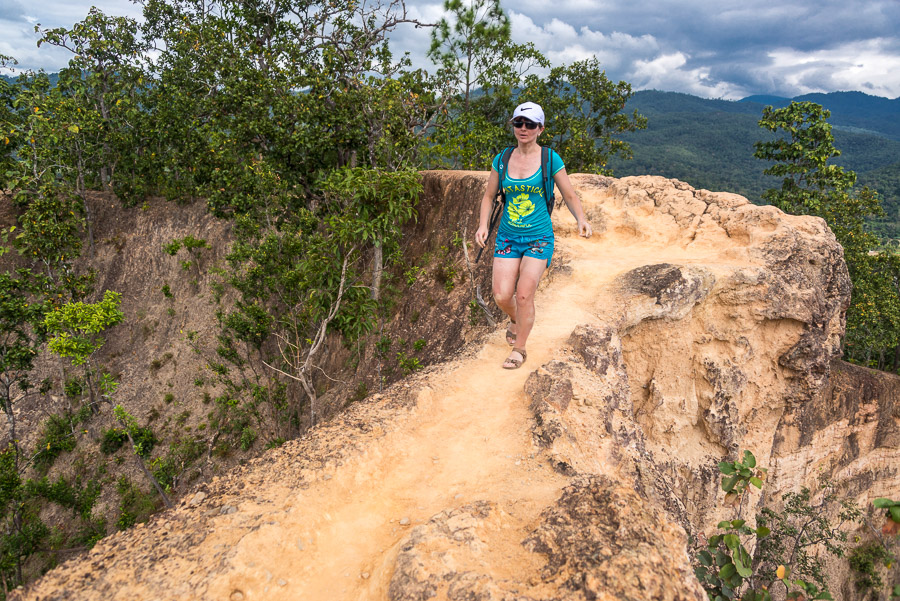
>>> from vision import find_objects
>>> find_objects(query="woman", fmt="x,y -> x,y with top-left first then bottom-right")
475,101 -> 592,369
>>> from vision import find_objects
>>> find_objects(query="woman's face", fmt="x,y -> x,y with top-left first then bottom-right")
513,119 -> 543,144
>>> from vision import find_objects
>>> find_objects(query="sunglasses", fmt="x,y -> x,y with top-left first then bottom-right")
512,119 -> 540,130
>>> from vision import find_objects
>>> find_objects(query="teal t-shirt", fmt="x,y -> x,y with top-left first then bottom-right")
491,148 -> 564,237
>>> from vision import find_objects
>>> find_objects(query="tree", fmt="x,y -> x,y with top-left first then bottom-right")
0,55 -> 23,188
37,9 -> 151,209
113,405 -> 172,509
321,167 -> 421,299
0,271 -> 47,462
754,101 -> 900,369
523,58 -> 647,174
428,0 -> 509,109
43,290 -> 124,411
426,0 -> 548,169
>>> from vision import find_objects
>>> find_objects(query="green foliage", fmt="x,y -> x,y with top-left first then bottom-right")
32,408 -> 91,473
426,0 -> 546,169
849,541 -> 894,592
428,0 -> 510,107
151,436 -> 203,492
404,265 -> 424,287
239,427 -> 258,451
320,167 -> 421,247
396,352 -> 422,375
112,406 -> 157,458
695,451 -> 771,600
0,269 -> 48,451
349,381 -> 368,404
376,336 -> 392,356
0,444 -> 49,589
265,437 -> 287,449
755,485 -> 861,593
115,476 -> 158,531
63,376 -> 84,398
0,441 -> 107,590
694,452 -> 859,601
100,428 -> 127,454
874,497 -> 900,526
718,450 -> 767,497
754,102 -> 900,371
44,290 -> 124,366
27,475 -> 101,521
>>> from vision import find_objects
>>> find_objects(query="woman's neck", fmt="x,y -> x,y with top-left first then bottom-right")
516,139 -> 541,155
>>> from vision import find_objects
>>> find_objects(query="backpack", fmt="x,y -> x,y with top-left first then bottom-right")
495,146 -> 557,215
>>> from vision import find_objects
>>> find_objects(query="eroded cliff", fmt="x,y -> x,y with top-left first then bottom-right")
14,173 -> 900,601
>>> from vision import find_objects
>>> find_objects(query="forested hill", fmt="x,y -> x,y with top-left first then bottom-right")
607,90 -> 900,236
740,91 -> 900,140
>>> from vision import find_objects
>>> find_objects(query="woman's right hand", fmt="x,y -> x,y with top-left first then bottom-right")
475,225 -> 488,248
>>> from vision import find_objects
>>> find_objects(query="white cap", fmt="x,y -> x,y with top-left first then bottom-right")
511,102 -> 545,126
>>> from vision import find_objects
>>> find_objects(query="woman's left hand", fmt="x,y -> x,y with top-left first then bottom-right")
578,220 -> 592,238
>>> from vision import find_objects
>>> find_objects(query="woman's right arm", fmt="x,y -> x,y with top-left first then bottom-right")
475,169 -> 500,248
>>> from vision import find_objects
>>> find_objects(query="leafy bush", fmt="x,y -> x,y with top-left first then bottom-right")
694,451 -> 860,601
115,477 -> 158,531
151,437 -> 204,492
100,428 -> 127,455
849,541 -> 894,592
32,409 -> 91,473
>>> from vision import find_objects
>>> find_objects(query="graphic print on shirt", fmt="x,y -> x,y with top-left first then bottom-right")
506,192 -> 535,225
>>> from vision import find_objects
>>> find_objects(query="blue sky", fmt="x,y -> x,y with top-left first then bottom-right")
2,0 -> 898,100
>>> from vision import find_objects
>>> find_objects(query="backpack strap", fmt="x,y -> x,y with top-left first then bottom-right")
542,147 -> 556,215
497,146 -> 515,204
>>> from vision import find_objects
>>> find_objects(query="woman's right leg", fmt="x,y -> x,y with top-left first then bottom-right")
492,257 -> 522,326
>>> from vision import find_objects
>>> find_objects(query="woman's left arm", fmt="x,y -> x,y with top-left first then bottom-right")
553,167 -> 592,238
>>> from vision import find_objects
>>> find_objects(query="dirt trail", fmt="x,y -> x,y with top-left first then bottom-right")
186,201 -> 725,600
199,241 -> 626,600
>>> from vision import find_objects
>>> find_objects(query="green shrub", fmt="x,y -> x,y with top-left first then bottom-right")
849,541 -> 893,592
239,427 -> 257,451
151,437 -> 204,492
115,477 -> 158,531
100,428 -> 127,454
694,451 -> 859,601
33,411 -> 90,473
63,376 -> 84,398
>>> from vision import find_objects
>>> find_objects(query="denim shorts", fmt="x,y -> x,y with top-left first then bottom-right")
494,232 -> 554,266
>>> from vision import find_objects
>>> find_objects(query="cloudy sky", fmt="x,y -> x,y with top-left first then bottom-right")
2,0 -> 898,100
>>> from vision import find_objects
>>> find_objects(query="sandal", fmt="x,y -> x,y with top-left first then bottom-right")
505,320 -> 517,346
502,348 -> 527,370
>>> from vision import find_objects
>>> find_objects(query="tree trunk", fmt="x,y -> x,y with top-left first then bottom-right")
125,429 -> 173,509
371,235 -> 383,301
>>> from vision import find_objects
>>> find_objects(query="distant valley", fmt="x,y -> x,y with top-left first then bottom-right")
608,90 -> 900,238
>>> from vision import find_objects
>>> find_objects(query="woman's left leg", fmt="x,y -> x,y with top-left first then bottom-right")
503,256 -> 547,368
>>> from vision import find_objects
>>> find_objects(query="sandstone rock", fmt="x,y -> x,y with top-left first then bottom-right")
523,476 -> 705,601
389,502 -> 496,601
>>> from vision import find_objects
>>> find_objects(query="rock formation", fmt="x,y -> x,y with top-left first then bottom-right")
14,174 -> 899,600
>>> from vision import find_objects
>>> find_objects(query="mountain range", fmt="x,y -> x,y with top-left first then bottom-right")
608,90 -> 900,238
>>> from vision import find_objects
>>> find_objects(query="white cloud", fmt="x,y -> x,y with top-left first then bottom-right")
763,39 -> 900,97
509,12 -> 658,70
630,52 -> 744,99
